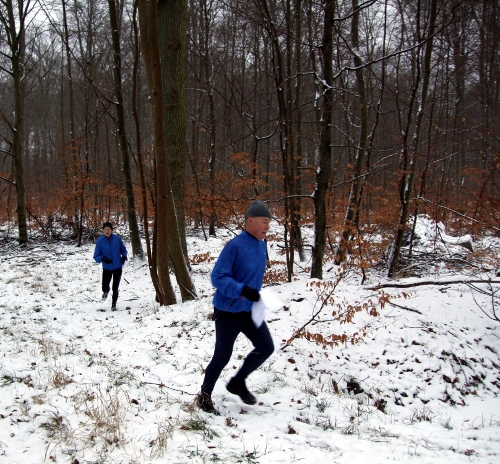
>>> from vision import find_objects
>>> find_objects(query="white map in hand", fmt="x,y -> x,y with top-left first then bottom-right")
252,288 -> 283,327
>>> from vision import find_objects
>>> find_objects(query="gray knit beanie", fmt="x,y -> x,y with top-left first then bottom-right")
245,200 -> 272,219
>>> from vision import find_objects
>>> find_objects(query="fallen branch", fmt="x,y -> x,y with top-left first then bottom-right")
140,380 -> 196,395
388,301 -> 423,315
368,279 -> 500,290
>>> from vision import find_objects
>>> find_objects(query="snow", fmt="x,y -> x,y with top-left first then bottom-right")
437,222 -> 474,251
0,218 -> 499,463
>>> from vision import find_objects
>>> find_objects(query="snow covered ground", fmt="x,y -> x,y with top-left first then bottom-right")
1,218 -> 499,463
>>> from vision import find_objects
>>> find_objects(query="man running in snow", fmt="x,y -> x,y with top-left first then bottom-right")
93,222 -> 128,311
196,200 -> 275,415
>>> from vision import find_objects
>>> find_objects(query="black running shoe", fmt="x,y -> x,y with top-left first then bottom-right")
102,292 -> 109,300
196,393 -> 220,415
111,305 -> 117,311
226,378 -> 257,405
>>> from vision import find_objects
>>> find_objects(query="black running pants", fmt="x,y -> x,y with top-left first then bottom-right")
102,268 -> 122,306
201,310 -> 274,396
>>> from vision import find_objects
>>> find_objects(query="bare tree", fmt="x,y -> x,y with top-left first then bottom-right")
0,0 -> 33,244
388,0 -> 439,277
335,0 -> 370,265
257,0 -> 296,281
137,0 -> 177,305
107,0 -> 144,259
138,0 -> 197,304
158,0 -> 189,254
131,0 -> 161,300
61,0 -> 81,243
158,0 -> 197,301
311,0 -> 335,279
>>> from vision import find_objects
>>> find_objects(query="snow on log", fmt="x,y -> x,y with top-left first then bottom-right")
437,223 -> 474,252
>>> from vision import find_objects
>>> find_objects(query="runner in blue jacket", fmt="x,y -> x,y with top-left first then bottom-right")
93,222 -> 128,311
196,201 -> 274,415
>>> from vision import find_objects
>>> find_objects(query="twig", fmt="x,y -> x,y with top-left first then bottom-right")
178,281 -> 198,299
280,284 -> 337,350
449,351 -> 470,388
140,380 -> 196,395
467,281 -> 500,323
387,301 -> 423,315
0,174 -> 15,184
418,196 -> 500,233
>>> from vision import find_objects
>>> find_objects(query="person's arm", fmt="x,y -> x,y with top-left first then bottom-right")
211,243 -> 245,299
120,238 -> 127,257
265,239 -> 270,268
119,238 -> 128,264
93,240 -> 103,263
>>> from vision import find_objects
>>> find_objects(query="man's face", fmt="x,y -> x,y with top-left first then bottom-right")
246,217 -> 271,240
103,227 -> 112,237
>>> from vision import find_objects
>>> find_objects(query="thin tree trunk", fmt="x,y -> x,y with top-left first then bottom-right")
311,0 -> 335,279
132,0 -> 161,300
294,0 -> 306,262
62,0 -> 81,244
388,0 -> 438,277
2,0 -> 29,244
259,0 -> 294,281
285,0 -> 296,276
335,0 -> 369,265
107,0 -> 144,259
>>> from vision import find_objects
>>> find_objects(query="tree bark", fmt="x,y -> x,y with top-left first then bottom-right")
158,0 -> 188,255
131,0 -> 161,301
61,0 -> 82,244
0,0 -> 29,244
137,0 -> 177,305
388,0 -> 438,277
137,0 -> 196,303
259,0 -> 294,281
311,0 -> 335,279
107,0 -> 144,259
157,0 -> 197,301
335,0 -> 369,265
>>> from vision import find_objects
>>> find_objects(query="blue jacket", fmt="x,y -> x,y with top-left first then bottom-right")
93,234 -> 128,271
211,230 -> 267,313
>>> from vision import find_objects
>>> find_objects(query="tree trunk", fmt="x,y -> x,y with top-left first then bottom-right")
137,0 -> 177,305
138,0 -> 197,303
259,0 -> 294,281
294,0 -> 306,263
388,0 -> 438,277
158,0 -> 197,301
335,0 -> 369,265
451,2 -> 467,188
61,0 -> 82,244
1,0 -> 29,244
311,0 -> 335,279
158,0 -> 188,255
132,0 -> 161,301
107,0 -> 144,259
198,0 -> 217,237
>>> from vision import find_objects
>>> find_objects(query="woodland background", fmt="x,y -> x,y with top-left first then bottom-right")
1,0 -> 499,302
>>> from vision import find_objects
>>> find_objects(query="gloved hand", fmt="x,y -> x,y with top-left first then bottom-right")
121,256 -> 127,265
242,286 -> 260,302
102,257 -> 112,264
